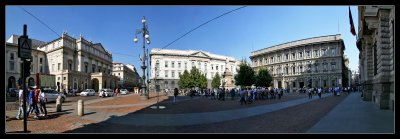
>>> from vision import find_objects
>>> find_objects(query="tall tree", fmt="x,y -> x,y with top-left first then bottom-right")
211,73 -> 221,89
234,61 -> 255,87
255,68 -> 272,87
199,74 -> 208,89
189,67 -> 202,88
178,70 -> 190,89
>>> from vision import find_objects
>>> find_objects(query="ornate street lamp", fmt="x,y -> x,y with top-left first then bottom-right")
134,16 -> 151,100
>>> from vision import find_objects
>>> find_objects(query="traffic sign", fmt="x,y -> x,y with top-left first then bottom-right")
18,37 -> 32,59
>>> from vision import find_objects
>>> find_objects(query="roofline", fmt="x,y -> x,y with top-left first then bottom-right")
251,34 -> 342,54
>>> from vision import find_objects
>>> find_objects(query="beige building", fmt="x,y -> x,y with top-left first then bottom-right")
112,63 -> 140,90
356,6 -> 394,110
6,35 -> 48,92
250,34 -> 346,91
149,48 -> 240,90
37,33 -> 118,92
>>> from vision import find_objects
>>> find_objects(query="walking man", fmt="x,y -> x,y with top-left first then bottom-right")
173,88 -> 178,102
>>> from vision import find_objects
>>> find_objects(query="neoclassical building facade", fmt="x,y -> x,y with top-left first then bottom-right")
112,62 -> 140,90
250,34 -> 346,90
37,33 -> 119,92
357,6 -> 394,110
6,35 -> 47,92
149,48 -> 240,90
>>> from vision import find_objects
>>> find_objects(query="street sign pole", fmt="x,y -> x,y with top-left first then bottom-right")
18,24 -> 32,133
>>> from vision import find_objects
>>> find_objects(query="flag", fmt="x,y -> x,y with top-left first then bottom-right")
349,7 -> 356,36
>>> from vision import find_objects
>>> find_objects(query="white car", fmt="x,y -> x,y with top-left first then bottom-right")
99,89 -> 114,97
120,89 -> 129,95
42,89 -> 66,103
80,89 -> 96,96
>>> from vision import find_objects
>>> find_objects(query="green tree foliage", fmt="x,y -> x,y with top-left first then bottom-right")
211,73 -> 221,88
199,74 -> 208,89
255,68 -> 272,87
178,70 -> 190,89
234,61 -> 255,87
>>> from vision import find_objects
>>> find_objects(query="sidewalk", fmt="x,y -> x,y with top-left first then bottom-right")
307,92 -> 394,133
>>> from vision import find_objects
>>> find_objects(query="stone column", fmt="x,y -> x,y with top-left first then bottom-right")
373,9 -> 392,109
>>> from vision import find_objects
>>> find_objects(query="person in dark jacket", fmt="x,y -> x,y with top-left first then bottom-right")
173,88 -> 179,102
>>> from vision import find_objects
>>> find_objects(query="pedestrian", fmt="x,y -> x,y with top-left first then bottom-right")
318,87 -> 322,99
240,89 -> 247,105
115,88 -> 119,96
230,88 -> 235,100
16,86 -> 24,120
173,88 -> 178,102
26,87 -> 39,119
38,88 -> 47,117
308,88 -> 313,99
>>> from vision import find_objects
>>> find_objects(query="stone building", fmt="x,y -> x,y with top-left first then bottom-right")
250,34 -> 347,91
356,5 -> 394,110
37,33 -> 118,92
112,62 -> 140,90
149,48 -> 239,90
6,35 -> 48,92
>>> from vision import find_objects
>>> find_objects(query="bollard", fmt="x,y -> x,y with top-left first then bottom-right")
77,99 -> 84,116
56,96 -> 62,112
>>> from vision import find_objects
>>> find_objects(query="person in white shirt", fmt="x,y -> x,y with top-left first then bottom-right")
38,89 -> 47,117
16,86 -> 24,120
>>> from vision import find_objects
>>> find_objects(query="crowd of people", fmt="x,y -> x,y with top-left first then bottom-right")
16,86 -> 48,120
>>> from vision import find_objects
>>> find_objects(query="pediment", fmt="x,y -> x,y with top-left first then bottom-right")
191,51 -> 210,58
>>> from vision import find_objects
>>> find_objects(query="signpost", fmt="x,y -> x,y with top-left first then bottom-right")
18,24 -> 32,133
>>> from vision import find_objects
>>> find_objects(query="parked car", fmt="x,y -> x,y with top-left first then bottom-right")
8,88 -> 19,97
99,89 -> 114,97
120,89 -> 129,95
80,89 -> 96,96
42,89 -> 66,103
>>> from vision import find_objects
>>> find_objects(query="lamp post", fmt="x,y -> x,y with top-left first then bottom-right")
134,16 -> 151,100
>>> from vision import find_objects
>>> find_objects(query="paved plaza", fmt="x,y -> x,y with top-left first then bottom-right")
5,92 -> 394,133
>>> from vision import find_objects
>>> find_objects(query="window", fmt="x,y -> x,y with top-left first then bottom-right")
332,79 -> 336,86
58,77 -> 60,80
184,62 -> 187,69
10,53 -> 14,60
277,56 -> 280,62
211,72 -> 214,78
172,71 -> 175,78
300,66 -> 303,73
198,62 -> 201,69
331,48 -> 336,56
178,62 -> 181,68
331,62 -> 336,71
165,61 -> 168,68
315,63 -> 319,72
270,57 -> 274,63
52,64 -> 55,72
92,64 -> 96,73
286,54 -> 289,60
156,60 -> 160,69
299,52 -> 303,58
324,62 -> 328,71
172,61 -> 175,68
321,49 -> 326,55
292,66 -> 295,74
306,51 -> 310,57
9,61 -> 14,71
40,58 -> 43,64
285,67 -> 288,75
314,50 -> 318,57
58,63 -> 61,71
211,64 -> 214,70
69,63 -> 72,71
165,70 -> 168,77
292,53 -> 295,60
221,65 -> 224,71
178,71 -> 182,76
216,65 -> 219,71
293,82 -> 296,87
85,64 -> 88,73
64,77 -> 66,80
118,73 -> 120,75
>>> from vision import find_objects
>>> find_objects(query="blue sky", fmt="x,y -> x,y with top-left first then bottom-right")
6,6 -> 359,74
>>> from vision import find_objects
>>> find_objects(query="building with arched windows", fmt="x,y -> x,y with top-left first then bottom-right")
250,34 -> 347,91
